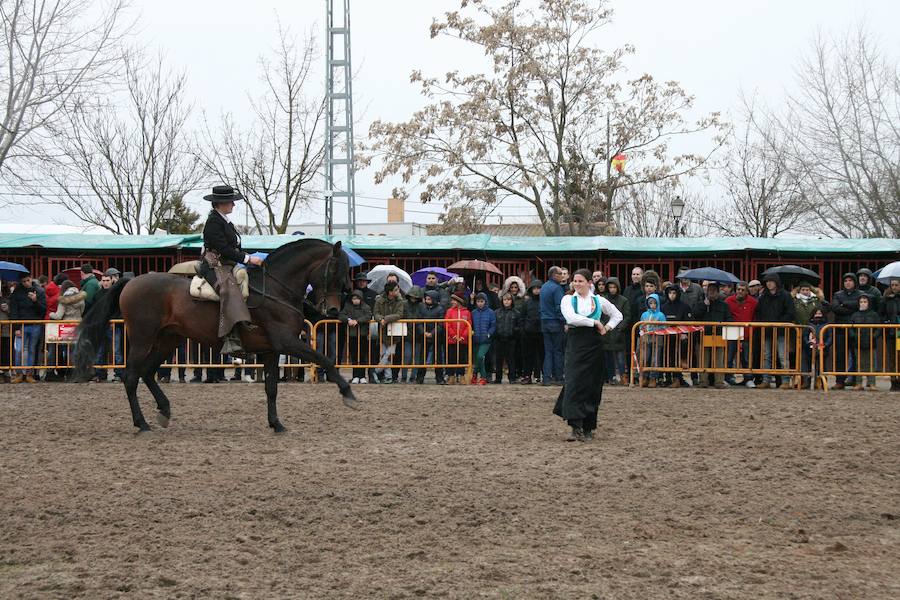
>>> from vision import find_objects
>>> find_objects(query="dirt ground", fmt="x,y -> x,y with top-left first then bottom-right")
1,380 -> 898,599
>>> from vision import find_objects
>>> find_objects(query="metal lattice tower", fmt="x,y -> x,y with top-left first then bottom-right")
325,0 -> 356,235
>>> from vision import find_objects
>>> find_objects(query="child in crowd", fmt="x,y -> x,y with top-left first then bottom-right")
444,294 -> 472,384
849,295 -> 881,391
339,290 -> 372,384
638,293 -> 666,388
493,292 -> 520,383
471,293 -> 496,385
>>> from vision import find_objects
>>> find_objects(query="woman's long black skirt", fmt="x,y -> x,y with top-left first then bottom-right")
553,326 -> 605,431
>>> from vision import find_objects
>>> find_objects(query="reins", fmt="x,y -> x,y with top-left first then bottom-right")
246,253 -> 337,318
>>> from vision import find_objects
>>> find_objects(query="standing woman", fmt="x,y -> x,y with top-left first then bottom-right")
553,269 -> 622,442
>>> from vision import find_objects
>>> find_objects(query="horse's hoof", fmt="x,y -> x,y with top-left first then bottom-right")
342,394 -> 361,410
156,412 -> 170,428
136,423 -> 152,432
270,422 -> 287,433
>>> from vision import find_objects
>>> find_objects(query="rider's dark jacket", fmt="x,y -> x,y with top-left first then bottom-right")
200,209 -> 248,286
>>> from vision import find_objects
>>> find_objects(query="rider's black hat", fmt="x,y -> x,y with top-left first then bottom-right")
204,184 -> 244,203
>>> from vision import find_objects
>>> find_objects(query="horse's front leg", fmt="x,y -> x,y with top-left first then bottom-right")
270,333 -> 358,409
262,353 -> 286,433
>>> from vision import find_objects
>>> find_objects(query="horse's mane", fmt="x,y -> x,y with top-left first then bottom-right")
263,238 -> 334,267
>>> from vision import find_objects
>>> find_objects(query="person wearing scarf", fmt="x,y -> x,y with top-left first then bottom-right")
553,269 -> 623,442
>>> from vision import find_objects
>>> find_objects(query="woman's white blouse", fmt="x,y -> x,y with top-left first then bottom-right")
560,292 -> 624,329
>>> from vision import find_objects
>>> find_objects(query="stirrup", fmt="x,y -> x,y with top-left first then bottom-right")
221,331 -> 244,355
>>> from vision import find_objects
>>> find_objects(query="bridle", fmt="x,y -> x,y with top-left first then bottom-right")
247,253 -> 341,317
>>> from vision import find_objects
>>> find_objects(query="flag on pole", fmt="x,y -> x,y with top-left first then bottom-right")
611,153 -> 627,174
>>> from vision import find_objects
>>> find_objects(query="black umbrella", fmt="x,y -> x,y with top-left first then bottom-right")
761,265 -> 821,288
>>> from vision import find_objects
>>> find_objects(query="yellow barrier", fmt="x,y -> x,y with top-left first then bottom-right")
817,323 -> 900,391
310,318 -> 474,384
629,320 -> 814,388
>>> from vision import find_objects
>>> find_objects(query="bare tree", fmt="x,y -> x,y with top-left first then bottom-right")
38,52 -> 201,234
0,0 -> 130,178
200,25 -> 326,234
773,27 -> 900,238
364,0 -> 726,236
716,101 -> 808,237
613,182 -> 717,238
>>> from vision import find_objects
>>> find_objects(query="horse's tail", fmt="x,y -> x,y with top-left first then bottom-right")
72,279 -> 128,381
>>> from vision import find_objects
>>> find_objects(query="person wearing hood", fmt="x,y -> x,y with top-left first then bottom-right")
472,278 -> 500,311
501,275 -> 527,379
807,307 -> 832,390
373,281 -> 407,383
660,284 -> 692,387
601,277 -> 631,385
445,293 -> 473,384
471,292 -> 496,384
492,292 -> 521,383
637,292 -> 666,387
44,273 -> 68,320
397,286 -> 425,383
755,273 -> 796,389
416,289 -> 447,384
792,281 -> 825,388
693,282 -> 732,389
881,277 -> 900,391
521,279 -> 544,384
339,289 -> 373,384
830,273 -> 864,389
849,294 -> 881,391
856,268 -> 882,312
553,269 -> 623,442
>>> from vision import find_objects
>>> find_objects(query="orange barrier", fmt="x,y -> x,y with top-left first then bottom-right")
310,318 -> 474,383
817,324 -> 900,391
629,320 -> 814,388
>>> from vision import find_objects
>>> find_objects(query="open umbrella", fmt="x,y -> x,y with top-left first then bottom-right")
0,260 -> 30,282
366,264 -> 413,293
677,266 -> 741,285
448,259 -> 503,277
411,266 -> 459,287
876,261 -> 900,285
762,265 -> 821,288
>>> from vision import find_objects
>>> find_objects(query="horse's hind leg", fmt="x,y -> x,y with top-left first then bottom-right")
124,342 -> 153,432
262,353 -> 286,433
143,349 -> 173,428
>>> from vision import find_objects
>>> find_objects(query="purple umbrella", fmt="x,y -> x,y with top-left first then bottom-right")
411,266 -> 459,287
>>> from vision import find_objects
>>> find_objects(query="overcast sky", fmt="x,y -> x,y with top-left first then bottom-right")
4,0 -> 899,230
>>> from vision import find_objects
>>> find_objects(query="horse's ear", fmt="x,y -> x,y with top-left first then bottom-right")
332,241 -> 342,256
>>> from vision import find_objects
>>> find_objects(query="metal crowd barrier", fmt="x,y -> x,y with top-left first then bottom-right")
630,320 -> 814,388
817,323 -> 900,390
310,318 -> 474,383
0,318 -> 475,383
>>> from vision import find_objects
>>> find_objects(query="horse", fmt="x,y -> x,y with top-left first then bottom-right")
73,238 -> 356,433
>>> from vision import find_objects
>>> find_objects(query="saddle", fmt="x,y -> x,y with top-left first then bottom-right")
185,262 -> 250,301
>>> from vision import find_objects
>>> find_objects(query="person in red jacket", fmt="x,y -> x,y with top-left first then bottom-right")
445,293 -> 472,384
725,281 -> 758,386
43,273 -> 68,319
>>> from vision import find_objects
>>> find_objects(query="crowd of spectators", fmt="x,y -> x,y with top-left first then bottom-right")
2,263 -> 898,390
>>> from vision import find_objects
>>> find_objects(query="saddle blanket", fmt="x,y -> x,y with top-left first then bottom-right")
187,263 -> 250,301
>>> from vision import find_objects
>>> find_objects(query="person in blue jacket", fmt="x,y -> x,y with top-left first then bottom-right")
471,292 -> 496,384
638,293 -> 666,387
540,266 -> 567,386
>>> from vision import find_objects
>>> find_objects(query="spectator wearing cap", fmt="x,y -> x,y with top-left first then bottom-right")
692,281 -> 732,389
677,271 -> 703,308
354,271 -> 377,309
830,272 -> 864,390
104,268 -> 121,284
79,263 -> 100,310
756,273 -> 796,389
747,280 -> 762,299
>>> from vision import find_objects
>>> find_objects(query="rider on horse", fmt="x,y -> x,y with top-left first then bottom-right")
199,185 -> 264,354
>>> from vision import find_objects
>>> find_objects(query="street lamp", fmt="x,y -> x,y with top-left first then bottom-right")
161,205 -> 176,234
670,195 -> 685,238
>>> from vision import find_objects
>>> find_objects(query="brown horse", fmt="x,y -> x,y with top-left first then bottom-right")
73,239 -> 356,432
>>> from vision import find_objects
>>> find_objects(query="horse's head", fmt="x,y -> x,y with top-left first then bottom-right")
312,241 -> 350,318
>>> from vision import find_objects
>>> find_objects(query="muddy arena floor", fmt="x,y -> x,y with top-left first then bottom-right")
1,379 -> 898,599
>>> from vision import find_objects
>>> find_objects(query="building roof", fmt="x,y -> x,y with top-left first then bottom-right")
1,232 -> 899,255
